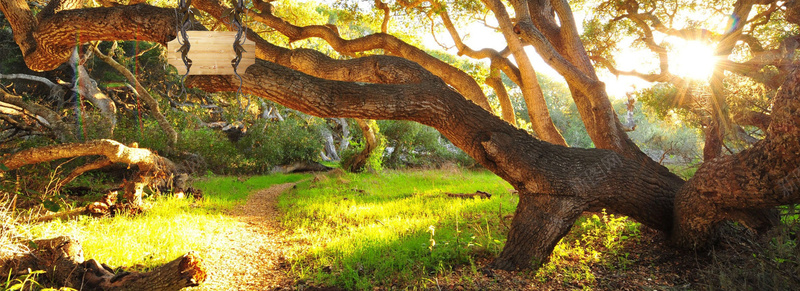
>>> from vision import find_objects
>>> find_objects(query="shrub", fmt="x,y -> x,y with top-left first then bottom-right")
379,120 -> 474,169
177,127 -> 241,174
237,118 -> 325,173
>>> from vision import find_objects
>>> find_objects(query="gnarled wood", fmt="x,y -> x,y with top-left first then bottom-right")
0,236 -> 205,290
0,89 -> 75,142
0,139 -> 174,207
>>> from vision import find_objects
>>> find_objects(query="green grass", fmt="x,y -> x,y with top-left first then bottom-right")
18,173 -> 309,270
12,169 -> 646,289
278,169 -> 517,289
278,169 -> 646,290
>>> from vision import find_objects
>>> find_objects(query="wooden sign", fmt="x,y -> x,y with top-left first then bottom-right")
167,31 -> 256,75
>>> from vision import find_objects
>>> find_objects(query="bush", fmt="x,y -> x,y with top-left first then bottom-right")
177,127 -> 241,174
379,120 -> 474,169
701,220 -> 800,290
237,118 -> 325,172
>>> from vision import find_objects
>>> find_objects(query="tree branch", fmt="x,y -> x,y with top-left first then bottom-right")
242,0 -> 492,110
481,0 -> 567,145
0,89 -> 74,142
92,43 -> 177,146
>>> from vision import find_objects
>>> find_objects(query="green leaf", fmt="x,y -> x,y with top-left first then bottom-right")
0,163 -> 8,171
43,200 -> 61,212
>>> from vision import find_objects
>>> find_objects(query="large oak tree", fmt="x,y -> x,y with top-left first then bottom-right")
2,0 -> 800,271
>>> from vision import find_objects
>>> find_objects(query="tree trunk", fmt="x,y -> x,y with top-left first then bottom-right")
484,0 -> 567,146
671,68 -> 800,247
492,194 -> 584,269
343,119 -> 380,172
1,236 -> 205,290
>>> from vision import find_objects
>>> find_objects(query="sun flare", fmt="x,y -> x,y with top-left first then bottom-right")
669,39 -> 718,80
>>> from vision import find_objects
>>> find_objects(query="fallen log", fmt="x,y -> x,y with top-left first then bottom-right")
0,139 -> 175,208
1,236 -> 206,290
271,161 -> 334,173
445,191 -> 492,199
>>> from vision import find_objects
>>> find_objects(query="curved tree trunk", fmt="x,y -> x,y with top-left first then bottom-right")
3,0 -> 799,273
343,119 -> 380,172
671,68 -> 800,247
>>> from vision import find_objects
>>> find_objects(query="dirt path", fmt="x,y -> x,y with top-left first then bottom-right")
191,183 -> 298,290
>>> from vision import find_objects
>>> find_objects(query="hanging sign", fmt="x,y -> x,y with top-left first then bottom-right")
167,31 -> 256,75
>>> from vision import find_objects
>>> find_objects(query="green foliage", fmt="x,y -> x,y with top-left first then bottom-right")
112,106 -> 326,175
177,127 -> 241,173
379,120 -> 475,168
279,169 -> 515,289
0,14 -> 26,74
622,99 -> 703,164
237,118 -> 325,172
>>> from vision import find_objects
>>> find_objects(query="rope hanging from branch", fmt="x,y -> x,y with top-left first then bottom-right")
231,0 -> 251,122
175,0 -> 193,98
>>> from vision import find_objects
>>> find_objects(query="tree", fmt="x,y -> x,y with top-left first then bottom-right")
1,0 -> 799,272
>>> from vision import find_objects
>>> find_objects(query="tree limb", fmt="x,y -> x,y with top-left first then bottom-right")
92,43 -> 177,146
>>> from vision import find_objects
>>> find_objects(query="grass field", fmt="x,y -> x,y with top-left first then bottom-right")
10,168 -> 800,290
11,169 -> 649,289
17,174 -> 309,269
277,169 -> 643,289
278,169 -> 517,289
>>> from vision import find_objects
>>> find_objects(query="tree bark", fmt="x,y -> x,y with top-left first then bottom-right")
0,139 -> 174,208
244,0 -> 492,111
343,119 -> 380,172
1,236 -> 205,290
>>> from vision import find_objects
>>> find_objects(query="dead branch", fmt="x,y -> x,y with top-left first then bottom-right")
445,191 -> 492,199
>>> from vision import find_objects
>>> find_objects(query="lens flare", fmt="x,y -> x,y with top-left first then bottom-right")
669,40 -> 718,80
